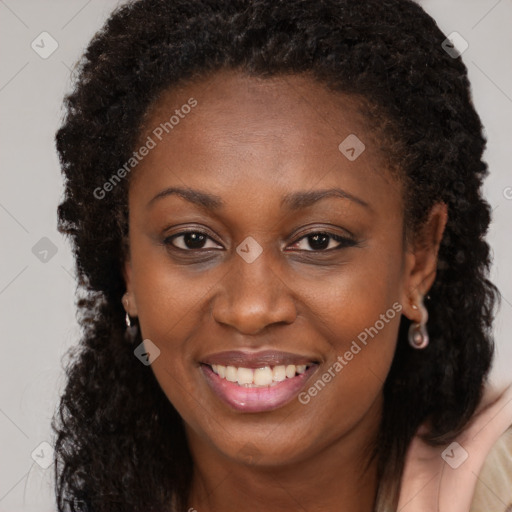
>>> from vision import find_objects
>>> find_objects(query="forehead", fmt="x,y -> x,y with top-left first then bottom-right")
139,69 -> 376,156
129,69 -> 401,218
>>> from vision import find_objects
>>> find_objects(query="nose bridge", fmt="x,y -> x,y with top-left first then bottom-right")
212,245 -> 297,334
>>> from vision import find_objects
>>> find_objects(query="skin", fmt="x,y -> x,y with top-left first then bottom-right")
123,69 -> 447,512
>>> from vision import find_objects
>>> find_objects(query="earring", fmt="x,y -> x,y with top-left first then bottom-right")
408,295 -> 429,349
122,293 -> 138,344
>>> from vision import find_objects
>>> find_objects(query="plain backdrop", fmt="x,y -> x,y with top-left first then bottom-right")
1,0 -> 511,509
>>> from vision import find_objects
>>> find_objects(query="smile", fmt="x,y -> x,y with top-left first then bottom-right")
210,363 -> 311,386
199,350 -> 319,412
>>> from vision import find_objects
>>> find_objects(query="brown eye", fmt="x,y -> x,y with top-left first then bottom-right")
288,232 -> 356,251
164,231 -> 223,251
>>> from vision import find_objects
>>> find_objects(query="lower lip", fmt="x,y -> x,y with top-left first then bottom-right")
200,363 -> 318,413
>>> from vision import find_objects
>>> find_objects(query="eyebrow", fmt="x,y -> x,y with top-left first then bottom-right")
147,187 -> 223,210
281,188 -> 370,211
146,186 -> 370,211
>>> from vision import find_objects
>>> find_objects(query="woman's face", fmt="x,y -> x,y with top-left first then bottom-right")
124,70 -> 442,468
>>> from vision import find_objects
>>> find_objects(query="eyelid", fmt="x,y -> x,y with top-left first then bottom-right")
289,223 -> 356,241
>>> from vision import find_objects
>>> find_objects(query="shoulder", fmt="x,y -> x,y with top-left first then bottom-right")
470,425 -> 512,512
398,383 -> 512,512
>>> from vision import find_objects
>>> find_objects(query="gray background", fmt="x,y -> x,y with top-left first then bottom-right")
1,0 -> 511,509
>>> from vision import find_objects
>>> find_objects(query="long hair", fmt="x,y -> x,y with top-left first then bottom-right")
52,0 -> 499,510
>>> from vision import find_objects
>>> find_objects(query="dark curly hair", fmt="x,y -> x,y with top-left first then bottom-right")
52,0 -> 500,510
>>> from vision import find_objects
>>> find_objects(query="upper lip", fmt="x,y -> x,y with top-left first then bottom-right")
201,350 -> 319,369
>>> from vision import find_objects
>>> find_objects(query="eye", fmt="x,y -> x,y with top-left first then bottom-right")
163,229 -> 357,253
164,230 -> 223,251
287,232 -> 356,252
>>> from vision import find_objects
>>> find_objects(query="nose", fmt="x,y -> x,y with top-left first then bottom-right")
211,250 -> 297,335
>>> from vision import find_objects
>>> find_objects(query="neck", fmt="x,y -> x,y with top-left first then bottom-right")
185,398 -> 381,512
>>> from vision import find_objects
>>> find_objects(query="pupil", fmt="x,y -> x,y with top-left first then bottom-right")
185,232 -> 206,249
309,233 -> 329,250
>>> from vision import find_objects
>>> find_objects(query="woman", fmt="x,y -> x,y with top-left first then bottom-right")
52,0 -> 512,510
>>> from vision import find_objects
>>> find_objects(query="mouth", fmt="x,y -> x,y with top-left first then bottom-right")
199,350 -> 320,412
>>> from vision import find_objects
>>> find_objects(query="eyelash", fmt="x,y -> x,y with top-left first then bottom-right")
163,229 -> 357,253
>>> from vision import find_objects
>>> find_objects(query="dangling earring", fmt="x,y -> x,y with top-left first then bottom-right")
122,293 -> 138,344
408,295 -> 429,349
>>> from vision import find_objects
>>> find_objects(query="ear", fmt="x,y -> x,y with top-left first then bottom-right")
122,252 -> 138,317
401,202 -> 448,322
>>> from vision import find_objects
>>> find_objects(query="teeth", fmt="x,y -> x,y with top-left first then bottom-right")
285,364 -> 296,378
225,366 -> 238,382
273,365 -> 286,382
254,367 -> 273,386
237,367 -> 254,385
209,363 -> 311,386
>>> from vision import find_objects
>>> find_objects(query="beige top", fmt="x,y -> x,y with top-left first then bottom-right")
398,383 -> 512,512
470,426 -> 512,512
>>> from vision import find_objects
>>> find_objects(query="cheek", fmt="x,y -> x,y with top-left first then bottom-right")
296,256 -> 403,430
130,236 -> 212,340
128,247 -> 213,426
305,226 -> 404,349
